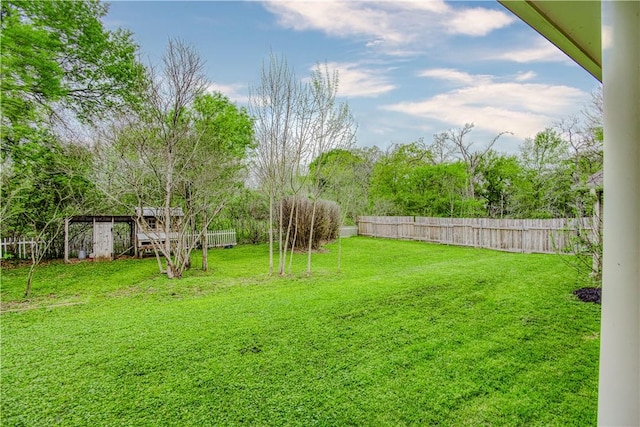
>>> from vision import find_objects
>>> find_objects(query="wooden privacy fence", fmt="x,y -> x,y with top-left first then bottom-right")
358,216 -> 593,254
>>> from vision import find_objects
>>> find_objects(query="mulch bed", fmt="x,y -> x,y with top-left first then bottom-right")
573,287 -> 601,304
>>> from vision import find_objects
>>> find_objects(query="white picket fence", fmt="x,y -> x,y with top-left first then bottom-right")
138,230 -> 237,251
199,229 -> 237,248
0,238 -> 45,260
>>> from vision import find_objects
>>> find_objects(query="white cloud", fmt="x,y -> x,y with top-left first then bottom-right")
263,2 -> 409,44
514,71 -> 537,82
262,1 -> 515,55
321,62 -> 396,98
206,83 -> 249,104
446,7 -> 516,36
491,39 -> 569,63
418,68 -> 492,85
383,70 -> 587,139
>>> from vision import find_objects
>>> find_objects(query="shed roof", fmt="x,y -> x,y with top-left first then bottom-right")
135,207 -> 184,217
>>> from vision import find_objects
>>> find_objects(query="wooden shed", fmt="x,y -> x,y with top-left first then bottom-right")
64,215 -> 135,262
134,207 -> 184,255
64,207 -> 185,262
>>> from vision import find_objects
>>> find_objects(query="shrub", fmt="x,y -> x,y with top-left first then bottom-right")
280,197 -> 340,250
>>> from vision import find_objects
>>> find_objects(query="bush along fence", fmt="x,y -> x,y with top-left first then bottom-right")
357,216 -> 593,254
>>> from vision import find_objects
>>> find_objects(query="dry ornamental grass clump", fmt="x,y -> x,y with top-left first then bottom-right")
280,196 -> 340,251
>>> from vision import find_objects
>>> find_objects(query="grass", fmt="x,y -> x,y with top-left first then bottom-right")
1,237 -> 600,426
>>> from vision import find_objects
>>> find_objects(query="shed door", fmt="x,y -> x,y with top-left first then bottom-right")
93,222 -> 113,261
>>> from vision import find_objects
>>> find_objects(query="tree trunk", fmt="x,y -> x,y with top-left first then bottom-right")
337,235 -> 342,273
306,198 -> 318,275
278,197 -> 285,275
202,212 -> 208,272
154,248 -> 165,274
282,198 -> 296,275
288,198 -> 300,274
25,249 -> 36,298
268,194 -> 274,275
164,143 -> 174,276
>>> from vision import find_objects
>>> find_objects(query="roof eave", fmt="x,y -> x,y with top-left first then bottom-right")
498,0 -> 602,82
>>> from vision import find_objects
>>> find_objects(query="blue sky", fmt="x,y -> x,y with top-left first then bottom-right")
105,1 -> 601,154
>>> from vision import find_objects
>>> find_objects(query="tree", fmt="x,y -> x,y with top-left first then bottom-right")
405,162 -> 480,217
1,0 -> 141,295
476,151 -> 524,218
1,131 -> 96,296
303,64 -> 356,274
515,128 -> 572,218
1,0 -> 144,145
309,147 -> 376,271
439,123 -> 511,202
369,140 -> 433,215
249,56 -> 356,275
308,148 -> 373,224
249,52 -> 311,275
190,92 -> 255,270
96,40 -> 253,278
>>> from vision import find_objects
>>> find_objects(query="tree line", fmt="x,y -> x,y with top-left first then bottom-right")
309,112 -> 602,223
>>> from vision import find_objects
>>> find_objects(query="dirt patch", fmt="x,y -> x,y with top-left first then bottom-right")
1,300 -> 87,313
573,287 -> 601,304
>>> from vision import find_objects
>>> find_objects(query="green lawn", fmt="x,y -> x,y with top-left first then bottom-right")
1,237 -> 600,426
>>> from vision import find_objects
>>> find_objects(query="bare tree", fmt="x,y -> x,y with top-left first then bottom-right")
443,123 -> 511,200
249,57 -> 357,276
429,132 -> 456,164
304,64 -> 356,274
96,40 -> 251,278
249,53 -> 315,275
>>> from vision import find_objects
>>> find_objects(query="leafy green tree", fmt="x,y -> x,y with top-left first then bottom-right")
1,131 -> 96,296
308,148 -> 373,224
1,0 -> 145,292
439,123 -> 510,200
404,162 -> 482,217
369,140 -> 433,215
1,0 -> 144,144
190,92 -> 255,270
369,141 -> 484,217
475,151 -> 524,218
514,128 -> 573,218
